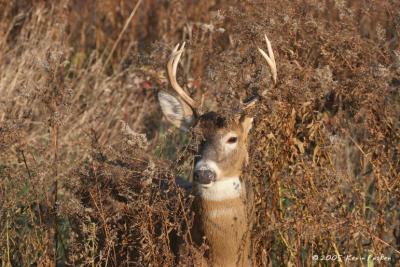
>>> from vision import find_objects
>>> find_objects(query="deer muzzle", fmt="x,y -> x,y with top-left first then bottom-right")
194,169 -> 216,185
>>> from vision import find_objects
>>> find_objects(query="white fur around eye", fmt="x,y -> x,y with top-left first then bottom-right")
222,132 -> 238,154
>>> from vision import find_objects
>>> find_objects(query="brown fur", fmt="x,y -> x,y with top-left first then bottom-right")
196,113 -> 251,180
191,114 -> 253,266
192,192 -> 250,267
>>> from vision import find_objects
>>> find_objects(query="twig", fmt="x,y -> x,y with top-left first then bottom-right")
365,232 -> 400,255
344,129 -> 390,190
21,150 -> 32,180
343,129 -> 376,170
6,213 -> 11,267
102,0 -> 143,71
52,125 -> 59,266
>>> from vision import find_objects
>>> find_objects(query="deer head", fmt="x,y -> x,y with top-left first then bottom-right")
158,35 -> 276,198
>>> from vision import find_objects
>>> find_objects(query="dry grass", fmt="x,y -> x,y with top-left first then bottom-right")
0,0 -> 399,266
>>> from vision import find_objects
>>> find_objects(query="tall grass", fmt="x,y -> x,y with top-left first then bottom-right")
1,0 -> 399,266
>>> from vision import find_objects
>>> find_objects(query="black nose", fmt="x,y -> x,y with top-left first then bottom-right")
193,169 -> 216,185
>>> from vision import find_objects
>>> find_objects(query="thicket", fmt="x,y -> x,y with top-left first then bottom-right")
0,1 -> 399,266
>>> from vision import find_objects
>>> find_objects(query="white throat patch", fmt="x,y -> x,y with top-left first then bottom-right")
197,177 -> 242,201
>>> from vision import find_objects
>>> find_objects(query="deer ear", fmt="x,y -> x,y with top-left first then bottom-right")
240,116 -> 253,135
158,91 -> 195,131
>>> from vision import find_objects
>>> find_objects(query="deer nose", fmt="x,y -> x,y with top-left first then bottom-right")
193,169 -> 216,185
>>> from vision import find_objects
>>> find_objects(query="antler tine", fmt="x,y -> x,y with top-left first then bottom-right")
167,42 -> 197,108
257,34 -> 277,84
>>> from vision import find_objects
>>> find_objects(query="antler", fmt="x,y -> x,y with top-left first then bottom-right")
167,43 -> 197,108
257,34 -> 277,84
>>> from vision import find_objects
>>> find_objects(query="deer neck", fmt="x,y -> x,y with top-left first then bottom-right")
193,177 -> 250,266
194,176 -> 247,228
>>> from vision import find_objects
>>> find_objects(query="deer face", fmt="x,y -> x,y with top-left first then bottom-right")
193,112 -> 253,187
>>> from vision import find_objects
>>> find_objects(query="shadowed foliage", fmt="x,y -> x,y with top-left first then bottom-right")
0,0 -> 399,266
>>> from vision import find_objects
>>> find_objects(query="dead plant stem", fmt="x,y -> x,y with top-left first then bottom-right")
102,0 -> 143,71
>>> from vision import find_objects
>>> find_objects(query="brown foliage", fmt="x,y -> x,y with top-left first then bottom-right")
0,0 -> 399,266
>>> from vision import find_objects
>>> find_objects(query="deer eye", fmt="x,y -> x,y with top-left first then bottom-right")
227,136 -> 238,144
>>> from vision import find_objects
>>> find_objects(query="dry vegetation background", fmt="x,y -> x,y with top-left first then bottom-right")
0,0 -> 399,266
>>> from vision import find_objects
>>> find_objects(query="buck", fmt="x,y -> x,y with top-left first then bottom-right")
158,35 -> 277,267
